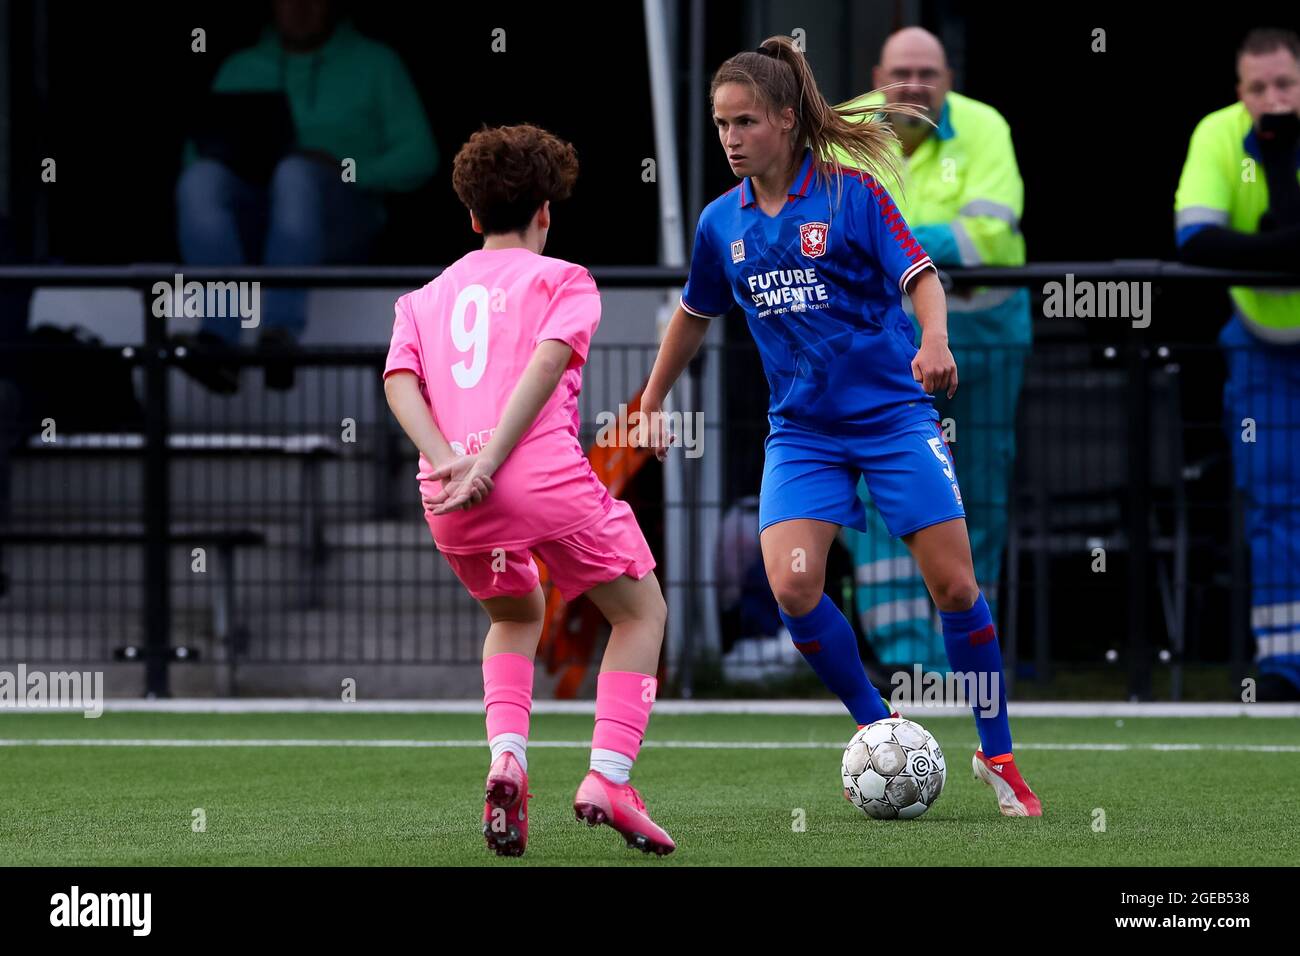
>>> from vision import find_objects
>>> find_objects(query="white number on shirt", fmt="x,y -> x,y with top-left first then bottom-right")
927,437 -> 955,480
450,284 -> 490,388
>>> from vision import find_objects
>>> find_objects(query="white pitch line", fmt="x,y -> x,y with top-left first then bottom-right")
1,738 -> 1298,753
5,700 -> 1300,717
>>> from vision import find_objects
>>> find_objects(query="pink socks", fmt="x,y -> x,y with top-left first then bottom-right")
483,652 -> 534,771
590,670 -> 657,784
483,659 -> 656,785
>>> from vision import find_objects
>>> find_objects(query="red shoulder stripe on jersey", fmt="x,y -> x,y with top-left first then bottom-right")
843,169 -> 930,274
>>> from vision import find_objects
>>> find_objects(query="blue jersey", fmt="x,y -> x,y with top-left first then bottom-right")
681,147 -> 938,436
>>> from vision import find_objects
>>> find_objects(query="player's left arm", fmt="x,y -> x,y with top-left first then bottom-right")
848,172 -> 956,397
422,339 -> 573,514
477,339 -> 575,474
908,269 -> 957,399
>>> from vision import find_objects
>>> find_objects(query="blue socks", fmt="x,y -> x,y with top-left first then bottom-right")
780,589 -> 1013,754
781,593 -> 889,725
939,592 -> 1012,758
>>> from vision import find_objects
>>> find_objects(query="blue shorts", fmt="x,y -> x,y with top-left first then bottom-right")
759,418 -> 966,538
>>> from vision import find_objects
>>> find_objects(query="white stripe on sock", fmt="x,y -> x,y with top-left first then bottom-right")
590,747 -> 633,784
489,733 -> 527,772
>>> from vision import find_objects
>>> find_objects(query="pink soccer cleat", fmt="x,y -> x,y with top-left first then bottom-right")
972,750 -> 1043,817
573,770 -> 676,856
482,752 -> 531,857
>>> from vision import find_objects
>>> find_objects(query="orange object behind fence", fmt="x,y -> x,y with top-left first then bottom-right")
535,386 -> 661,697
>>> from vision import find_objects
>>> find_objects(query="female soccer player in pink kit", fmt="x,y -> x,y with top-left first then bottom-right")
383,124 -> 675,857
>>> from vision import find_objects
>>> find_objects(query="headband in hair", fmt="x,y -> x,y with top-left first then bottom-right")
753,45 -> 776,57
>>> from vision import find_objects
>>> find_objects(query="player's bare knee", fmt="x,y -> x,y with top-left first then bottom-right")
933,577 -> 980,613
643,584 -> 667,631
588,573 -> 664,631
770,576 -> 823,617
619,573 -> 665,634
482,589 -> 545,625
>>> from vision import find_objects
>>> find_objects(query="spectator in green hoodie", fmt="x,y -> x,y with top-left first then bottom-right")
176,0 -> 437,391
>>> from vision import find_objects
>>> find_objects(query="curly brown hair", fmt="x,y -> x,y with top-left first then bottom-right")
451,124 -> 580,236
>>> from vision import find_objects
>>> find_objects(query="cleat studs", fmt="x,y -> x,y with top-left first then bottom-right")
573,803 -> 607,827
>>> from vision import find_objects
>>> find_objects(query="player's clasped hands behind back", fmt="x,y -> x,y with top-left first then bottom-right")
421,454 -> 496,513
420,410 -> 672,511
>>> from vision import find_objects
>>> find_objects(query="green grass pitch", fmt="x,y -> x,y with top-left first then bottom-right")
1,711 -> 1297,866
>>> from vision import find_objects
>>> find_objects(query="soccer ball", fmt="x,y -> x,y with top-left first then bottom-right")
841,717 -> 946,820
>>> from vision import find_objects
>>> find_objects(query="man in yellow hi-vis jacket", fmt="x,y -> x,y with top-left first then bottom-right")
836,27 -> 1031,673
1175,29 -> 1300,700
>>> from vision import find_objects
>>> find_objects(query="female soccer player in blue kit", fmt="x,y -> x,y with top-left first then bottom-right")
639,35 -> 1041,816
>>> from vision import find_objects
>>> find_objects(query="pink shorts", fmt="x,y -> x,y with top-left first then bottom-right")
438,498 -> 656,602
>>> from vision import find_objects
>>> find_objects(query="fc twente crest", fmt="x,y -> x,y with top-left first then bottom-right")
799,221 -> 829,258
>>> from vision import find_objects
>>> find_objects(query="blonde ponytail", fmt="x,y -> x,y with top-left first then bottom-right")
712,35 -> 933,206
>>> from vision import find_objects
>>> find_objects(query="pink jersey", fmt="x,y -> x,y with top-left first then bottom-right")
384,248 -> 613,554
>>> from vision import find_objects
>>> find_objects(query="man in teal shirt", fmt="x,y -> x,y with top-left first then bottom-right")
177,0 -> 437,391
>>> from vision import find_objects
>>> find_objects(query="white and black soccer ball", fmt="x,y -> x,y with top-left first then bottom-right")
841,717 -> 946,820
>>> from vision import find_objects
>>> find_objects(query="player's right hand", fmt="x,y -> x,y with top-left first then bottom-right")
631,405 -> 677,462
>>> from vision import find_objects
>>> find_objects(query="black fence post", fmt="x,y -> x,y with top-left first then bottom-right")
141,281 -> 171,698
1229,486 -> 1249,693
1126,334 -> 1152,701
680,351 -> 704,699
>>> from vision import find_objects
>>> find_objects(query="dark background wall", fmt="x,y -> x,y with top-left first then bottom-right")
20,2 -> 671,266
12,0 -> 1299,276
